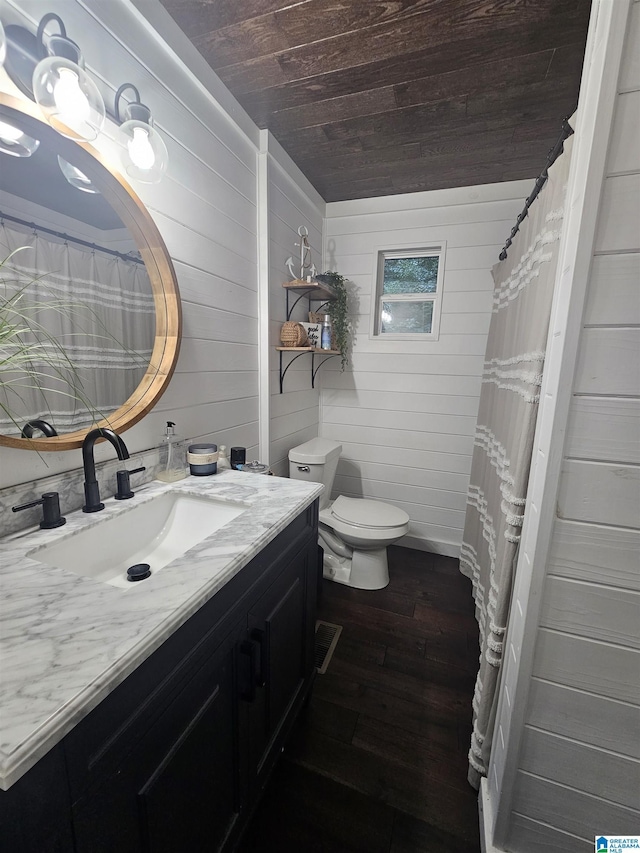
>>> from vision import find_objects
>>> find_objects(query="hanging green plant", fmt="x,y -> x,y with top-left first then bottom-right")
315,271 -> 350,370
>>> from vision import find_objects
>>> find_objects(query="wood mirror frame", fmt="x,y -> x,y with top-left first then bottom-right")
0,92 -> 181,451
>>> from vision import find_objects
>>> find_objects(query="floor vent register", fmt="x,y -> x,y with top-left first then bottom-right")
314,620 -> 342,674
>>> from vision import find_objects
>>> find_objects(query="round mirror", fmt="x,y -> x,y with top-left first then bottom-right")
0,93 -> 181,451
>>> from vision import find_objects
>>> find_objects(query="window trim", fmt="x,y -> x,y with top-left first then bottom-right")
370,243 -> 446,341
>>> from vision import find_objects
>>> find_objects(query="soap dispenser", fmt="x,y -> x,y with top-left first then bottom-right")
156,421 -> 188,482
217,445 -> 231,470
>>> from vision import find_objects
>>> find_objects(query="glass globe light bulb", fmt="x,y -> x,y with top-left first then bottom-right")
32,55 -> 105,141
0,120 -> 23,142
115,84 -> 169,184
0,119 -> 40,157
57,156 -> 100,193
128,125 -> 155,171
53,67 -> 90,121
119,119 -> 168,184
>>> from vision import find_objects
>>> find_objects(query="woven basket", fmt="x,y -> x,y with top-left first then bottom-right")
280,321 -> 308,347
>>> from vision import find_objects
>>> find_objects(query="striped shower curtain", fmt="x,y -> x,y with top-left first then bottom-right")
460,130 -> 574,789
1,221 -> 155,434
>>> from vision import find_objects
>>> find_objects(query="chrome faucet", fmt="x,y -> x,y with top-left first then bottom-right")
82,428 -> 130,513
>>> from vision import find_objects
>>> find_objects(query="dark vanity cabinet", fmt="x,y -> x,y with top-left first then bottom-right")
71,627 -> 243,853
245,547 -> 310,783
0,502 -> 318,853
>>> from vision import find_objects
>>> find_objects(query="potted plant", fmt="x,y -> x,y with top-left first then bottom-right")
314,271 -> 350,370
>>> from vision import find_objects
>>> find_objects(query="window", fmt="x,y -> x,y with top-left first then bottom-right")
372,245 -> 445,340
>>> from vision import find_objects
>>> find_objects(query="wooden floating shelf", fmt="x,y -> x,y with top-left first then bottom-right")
282,279 -> 335,300
278,281 -> 340,392
276,347 -> 340,354
276,345 -> 341,392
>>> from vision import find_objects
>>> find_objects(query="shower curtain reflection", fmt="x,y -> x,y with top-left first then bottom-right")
0,220 -> 155,435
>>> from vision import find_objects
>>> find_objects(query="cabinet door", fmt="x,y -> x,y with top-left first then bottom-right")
0,746 -> 74,853
244,539 -> 316,780
73,626 -> 242,853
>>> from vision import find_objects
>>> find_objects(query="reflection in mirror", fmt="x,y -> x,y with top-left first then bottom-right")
1,222 -> 155,435
0,96 -> 180,450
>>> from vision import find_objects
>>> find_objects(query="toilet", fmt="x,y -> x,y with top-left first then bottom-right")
288,438 -> 409,590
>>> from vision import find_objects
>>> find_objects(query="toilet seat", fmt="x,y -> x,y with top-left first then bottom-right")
329,495 -> 409,529
320,496 -> 409,542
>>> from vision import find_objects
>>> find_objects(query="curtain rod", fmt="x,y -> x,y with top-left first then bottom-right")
0,210 -> 145,265
499,115 -> 574,261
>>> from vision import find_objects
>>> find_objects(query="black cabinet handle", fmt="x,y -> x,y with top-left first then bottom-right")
240,640 -> 257,703
251,629 -> 266,687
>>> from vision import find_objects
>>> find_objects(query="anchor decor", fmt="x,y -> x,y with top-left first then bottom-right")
285,225 -> 317,283
278,225 -> 343,393
282,223 -> 336,324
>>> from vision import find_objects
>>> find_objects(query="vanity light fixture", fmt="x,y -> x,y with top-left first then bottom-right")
31,14 -> 106,141
57,155 -> 100,193
115,84 -> 168,184
0,118 -> 39,157
1,18 -> 168,182
3,14 -> 105,142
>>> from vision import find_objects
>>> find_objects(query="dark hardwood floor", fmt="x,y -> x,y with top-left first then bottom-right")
238,545 -> 481,852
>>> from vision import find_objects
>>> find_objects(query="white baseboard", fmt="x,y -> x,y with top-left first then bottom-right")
479,777 -> 505,853
397,534 -> 461,559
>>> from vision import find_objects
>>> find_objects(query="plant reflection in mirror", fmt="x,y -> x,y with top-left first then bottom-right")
0,247 -> 151,439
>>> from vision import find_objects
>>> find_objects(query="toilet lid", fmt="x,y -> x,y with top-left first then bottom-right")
330,495 -> 409,528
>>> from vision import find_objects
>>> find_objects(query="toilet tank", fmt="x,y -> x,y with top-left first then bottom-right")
288,438 -> 342,510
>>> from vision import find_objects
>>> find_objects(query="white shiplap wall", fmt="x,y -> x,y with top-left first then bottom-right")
0,0 -> 321,493
321,182 -> 532,556
263,135 -> 325,477
0,0 -> 259,487
503,4 -> 640,848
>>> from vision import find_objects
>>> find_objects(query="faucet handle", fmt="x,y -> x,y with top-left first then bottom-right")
12,492 -> 66,529
115,466 -> 146,501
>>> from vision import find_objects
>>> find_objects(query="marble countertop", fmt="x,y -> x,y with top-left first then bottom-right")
0,470 -> 322,790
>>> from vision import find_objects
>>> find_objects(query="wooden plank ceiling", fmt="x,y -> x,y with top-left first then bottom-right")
158,0 -> 591,202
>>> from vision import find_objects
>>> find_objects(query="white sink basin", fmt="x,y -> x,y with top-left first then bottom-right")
29,491 -> 247,589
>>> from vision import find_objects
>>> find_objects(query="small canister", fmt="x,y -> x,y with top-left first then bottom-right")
188,443 -> 218,476
230,447 -> 246,470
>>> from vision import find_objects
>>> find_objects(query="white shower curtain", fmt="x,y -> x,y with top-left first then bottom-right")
460,130 -> 574,789
1,221 -> 155,434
